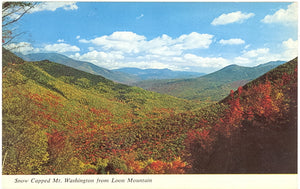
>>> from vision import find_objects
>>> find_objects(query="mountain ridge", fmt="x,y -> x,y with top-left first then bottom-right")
2,47 -> 297,174
114,67 -> 205,80
17,52 -> 205,84
135,60 -> 286,102
17,52 -> 139,84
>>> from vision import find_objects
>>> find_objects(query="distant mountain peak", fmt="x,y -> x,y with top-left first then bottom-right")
114,67 -> 205,80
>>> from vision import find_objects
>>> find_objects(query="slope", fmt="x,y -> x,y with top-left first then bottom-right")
18,52 -> 139,84
150,57 -> 297,173
3,47 -> 296,174
2,48 -> 200,174
135,61 -> 285,102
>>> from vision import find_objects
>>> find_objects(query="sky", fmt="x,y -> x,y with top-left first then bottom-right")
4,1 -> 298,73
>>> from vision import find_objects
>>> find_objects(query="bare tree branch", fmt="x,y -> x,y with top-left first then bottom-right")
2,2 -> 37,45
2,3 -> 35,27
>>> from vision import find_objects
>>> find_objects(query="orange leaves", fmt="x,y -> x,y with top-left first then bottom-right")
145,160 -> 165,173
144,159 -> 186,174
244,78 -> 283,123
169,159 -> 186,174
185,128 -> 215,154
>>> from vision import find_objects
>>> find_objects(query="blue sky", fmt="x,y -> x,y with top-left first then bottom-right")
5,2 -> 298,73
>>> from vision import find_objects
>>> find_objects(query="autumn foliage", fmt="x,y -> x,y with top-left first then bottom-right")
2,48 -> 297,174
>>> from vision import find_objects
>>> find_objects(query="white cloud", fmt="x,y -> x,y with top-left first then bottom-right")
44,43 -> 80,53
70,50 -> 124,68
6,41 -> 81,55
233,39 -> 298,66
211,11 -> 254,25
234,48 -> 276,66
176,32 -> 213,50
30,2 -> 78,13
73,31 -> 221,71
147,46 -> 182,56
86,31 -> 146,53
281,38 -> 298,60
3,2 -> 78,21
244,44 -> 251,49
136,14 -> 144,20
183,54 -> 230,68
243,48 -> 270,58
121,60 -> 177,70
79,39 -> 90,43
71,48 -> 230,72
81,31 -> 213,56
76,35 -> 81,39
57,39 -> 65,43
219,38 -> 245,45
261,3 -> 297,25
4,42 -> 40,54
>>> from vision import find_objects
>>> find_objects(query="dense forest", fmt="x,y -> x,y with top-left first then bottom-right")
2,48 -> 297,174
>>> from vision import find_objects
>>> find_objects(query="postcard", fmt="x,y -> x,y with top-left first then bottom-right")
2,1 -> 298,189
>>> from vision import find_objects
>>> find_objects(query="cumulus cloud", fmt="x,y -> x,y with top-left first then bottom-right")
234,48 -> 272,66
183,54 -> 230,68
76,50 -> 123,62
69,50 -> 125,68
74,31 -> 218,71
81,31 -> 213,55
57,39 -> 65,43
44,43 -> 80,53
234,39 -> 297,66
261,3 -> 297,25
30,2 -> 78,13
4,42 -> 39,54
281,38 -> 298,60
7,41 -> 81,54
243,48 -> 270,58
211,11 -> 254,25
219,38 -> 245,45
84,31 -> 146,53
176,32 -> 213,50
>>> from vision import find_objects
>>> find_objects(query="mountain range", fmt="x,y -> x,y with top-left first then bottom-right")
113,67 -> 205,80
17,52 -> 286,104
3,48 -> 297,174
16,52 -> 139,84
135,60 -> 285,102
17,52 -> 204,84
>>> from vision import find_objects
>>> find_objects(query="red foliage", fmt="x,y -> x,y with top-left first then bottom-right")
84,168 -> 97,174
144,159 -> 186,174
47,129 -> 66,158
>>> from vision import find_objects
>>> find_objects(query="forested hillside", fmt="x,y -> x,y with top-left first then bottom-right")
135,61 -> 285,103
18,52 -> 205,84
2,48 -> 197,174
18,52 -> 139,84
2,48 -> 297,174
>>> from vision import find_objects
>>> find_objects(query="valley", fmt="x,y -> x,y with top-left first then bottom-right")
2,48 -> 297,174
